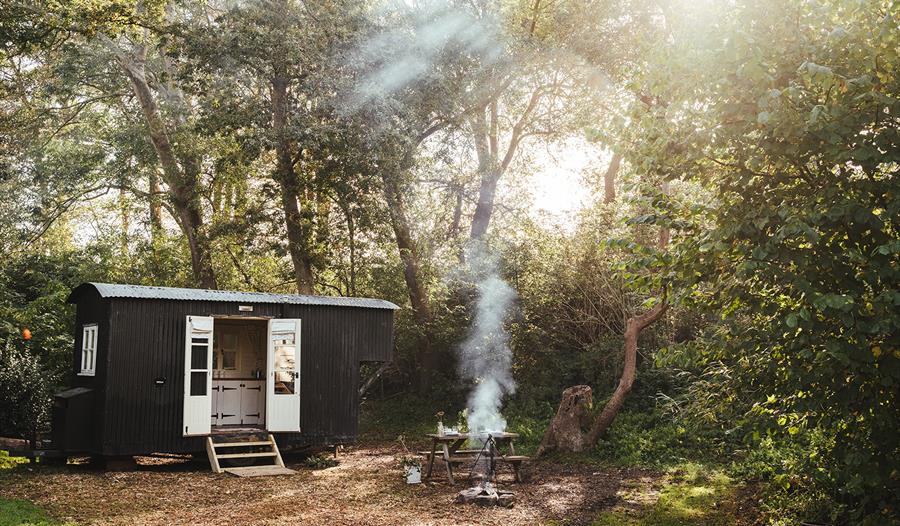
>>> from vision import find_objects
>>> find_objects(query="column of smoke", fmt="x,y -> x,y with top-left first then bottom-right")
458,243 -> 517,436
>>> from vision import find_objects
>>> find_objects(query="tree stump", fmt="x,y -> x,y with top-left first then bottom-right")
536,385 -> 593,456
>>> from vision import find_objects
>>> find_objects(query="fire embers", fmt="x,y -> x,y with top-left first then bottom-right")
455,481 -> 516,508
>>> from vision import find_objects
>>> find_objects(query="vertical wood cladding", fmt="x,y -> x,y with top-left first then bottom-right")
60,286 -> 395,456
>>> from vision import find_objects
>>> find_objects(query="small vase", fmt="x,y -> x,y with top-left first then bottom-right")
437,421 -> 444,436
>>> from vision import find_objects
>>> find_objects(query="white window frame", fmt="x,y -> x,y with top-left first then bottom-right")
79,324 -> 98,376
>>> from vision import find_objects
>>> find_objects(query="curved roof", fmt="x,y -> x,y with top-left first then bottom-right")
67,282 -> 399,310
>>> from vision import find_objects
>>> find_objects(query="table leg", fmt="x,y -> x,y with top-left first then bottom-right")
442,443 -> 455,484
425,439 -> 437,479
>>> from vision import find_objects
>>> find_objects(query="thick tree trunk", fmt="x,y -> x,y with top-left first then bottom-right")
536,385 -> 593,456
467,89 -> 543,242
272,71 -> 315,294
118,53 -> 217,289
603,153 -> 622,204
469,171 -> 500,241
380,170 -> 432,325
585,297 -> 668,444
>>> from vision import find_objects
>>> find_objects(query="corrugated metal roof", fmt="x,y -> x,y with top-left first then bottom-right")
71,282 -> 399,310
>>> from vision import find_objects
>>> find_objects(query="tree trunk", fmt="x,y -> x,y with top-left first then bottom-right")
149,168 -> 162,239
447,185 -> 463,241
536,295 -> 668,457
359,362 -> 394,398
469,171 -> 500,241
117,53 -> 217,289
536,385 -> 593,456
272,70 -> 315,294
585,297 -> 668,444
603,153 -> 622,204
339,199 -> 357,296
380,169 -> 432,325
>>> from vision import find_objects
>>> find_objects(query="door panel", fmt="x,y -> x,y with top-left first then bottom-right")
217,380 -> 241,425
241,381 -> 263,425
266,319 -> 301,432
183,316 -> 213,436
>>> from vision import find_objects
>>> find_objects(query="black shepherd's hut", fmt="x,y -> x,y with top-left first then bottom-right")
53,283 -> 397,458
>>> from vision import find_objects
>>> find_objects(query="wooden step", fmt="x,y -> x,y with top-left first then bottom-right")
206,433 -> 286,474
216,451 -> 277,459
212,440 -> 272,448
224,465 -> 296,477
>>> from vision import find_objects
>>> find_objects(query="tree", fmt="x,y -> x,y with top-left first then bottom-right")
101,3 -> 218,288
617,0 -> 900,520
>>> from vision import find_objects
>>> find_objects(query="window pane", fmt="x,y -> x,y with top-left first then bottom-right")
274,344 -> 296,395
191,344 -> 207,369
222,350 -> 237,370
275,372 -> 295,395
190,371 -> 207,396
274,345 -> 295,371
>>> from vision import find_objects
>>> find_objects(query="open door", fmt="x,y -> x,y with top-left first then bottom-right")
266,319 -> 301,432
183,315 -> 214,436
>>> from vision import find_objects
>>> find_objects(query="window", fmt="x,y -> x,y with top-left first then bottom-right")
79,324 -> 98,376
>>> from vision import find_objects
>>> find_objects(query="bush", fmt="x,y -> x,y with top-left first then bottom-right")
302,452 -> 338,469
0,341 -> 56,441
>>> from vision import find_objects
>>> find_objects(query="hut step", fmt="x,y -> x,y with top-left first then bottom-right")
206,434 -> 286,474
212,440 -> 272,448
224,465 -> 297,477
216,451 -> 277,459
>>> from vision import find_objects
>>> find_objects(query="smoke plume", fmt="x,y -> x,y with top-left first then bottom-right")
458,243 -> 517,434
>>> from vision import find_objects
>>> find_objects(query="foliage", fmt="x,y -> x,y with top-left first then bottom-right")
622,1 -> 900,522
592,465 -> 754,526
0,451 -> 27,470
0,341 -> 57,440
1,0 -> 897,523
301,452 -> 339,470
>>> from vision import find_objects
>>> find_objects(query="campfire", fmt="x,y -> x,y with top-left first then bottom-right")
455,433 -> 517,508
456,481 -> 515,508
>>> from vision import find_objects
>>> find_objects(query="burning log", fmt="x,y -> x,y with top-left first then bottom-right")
455,482 -> 515,508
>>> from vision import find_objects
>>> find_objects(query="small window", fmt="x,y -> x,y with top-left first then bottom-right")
79,324 -> 98,376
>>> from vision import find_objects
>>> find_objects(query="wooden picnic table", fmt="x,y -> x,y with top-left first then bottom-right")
422,432 -> 527,484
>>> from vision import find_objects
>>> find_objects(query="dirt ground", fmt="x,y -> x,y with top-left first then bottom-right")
0,443 -> 659,526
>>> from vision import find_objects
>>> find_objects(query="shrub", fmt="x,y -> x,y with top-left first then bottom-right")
0,341 -> 56,441
302,452 -> 338,469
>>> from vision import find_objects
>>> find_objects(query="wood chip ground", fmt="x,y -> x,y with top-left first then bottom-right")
0,443 -> 656,526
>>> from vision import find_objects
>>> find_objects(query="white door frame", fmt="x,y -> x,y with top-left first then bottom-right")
183,316 -> 214,436
266,318 -> 302,432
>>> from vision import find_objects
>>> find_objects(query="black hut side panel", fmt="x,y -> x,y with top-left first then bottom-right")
51,286 -> 108,453
61,283 -> 395,457
279,304 -> 394,447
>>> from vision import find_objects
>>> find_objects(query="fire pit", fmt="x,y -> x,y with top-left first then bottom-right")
455,434 -> 517,508
456,481 -> 516,508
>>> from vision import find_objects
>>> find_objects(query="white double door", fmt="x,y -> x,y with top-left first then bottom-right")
183,316 -> 301,436
211,379 -> 263,426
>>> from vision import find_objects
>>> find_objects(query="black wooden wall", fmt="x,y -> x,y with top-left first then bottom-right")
66,295 -> 393,456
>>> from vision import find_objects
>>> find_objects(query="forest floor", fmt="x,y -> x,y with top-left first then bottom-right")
0,442 -> 757,526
